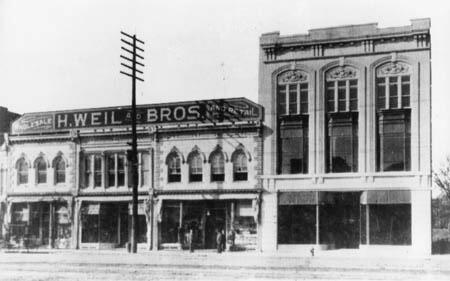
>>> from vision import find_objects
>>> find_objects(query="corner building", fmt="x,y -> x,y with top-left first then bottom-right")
258,19 -> 432,255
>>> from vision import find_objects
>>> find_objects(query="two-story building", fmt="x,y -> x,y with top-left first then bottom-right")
258,19 -> 432,255
1,98 -> 263,250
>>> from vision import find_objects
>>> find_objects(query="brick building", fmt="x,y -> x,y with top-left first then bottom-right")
0,98 -> 263,250
258,19 -> 432,255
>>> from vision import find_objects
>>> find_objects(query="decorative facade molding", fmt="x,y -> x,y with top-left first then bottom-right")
325,66 -> 358,80
376,61 -> 411,77
277,70 -> 308,84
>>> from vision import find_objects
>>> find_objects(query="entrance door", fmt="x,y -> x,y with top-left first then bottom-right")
319,192 -> 360,249
204,208 -> 226,249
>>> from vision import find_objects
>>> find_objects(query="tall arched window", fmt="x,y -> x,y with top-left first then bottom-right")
210,151 -> 225,182
54,156 -> 66,184
167,153 -> 181,183
35,157 -> 47,184
232,150 -> 248,181
376,61 -> 411,171
325,65 -> 359,173
188,152 -> 203,182
277,69 -> 309,174
16,158 -> 29,184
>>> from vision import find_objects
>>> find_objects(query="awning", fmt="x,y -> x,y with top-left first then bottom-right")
7,196 -> 72,203
360,190 -> 411,204
278,191 -> 317,205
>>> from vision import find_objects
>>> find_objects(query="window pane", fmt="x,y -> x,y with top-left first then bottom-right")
278,85 -> 287,115
141,152 -> 150,186
369,204 -> 411,245
328,117 -> 358,173
300,84 -> 308,113
326,81 -> 335,112
211,153 -> 224,182
37,158 -> 47,184
278,205 -> 316,244
349,79 -> 358,111
118,155 -> 125,186
288,85 -> 298,114
389,76 -> 398,108
376,77 -> 386,110
84,157 -> 91,187
280,123 -> 308,174
338,81 -> 346,111
168,154 -> 181,183
107,155 -> 115,187
401,76 -> 410,108
233,152 -> 248,181
94,155 -> 102,187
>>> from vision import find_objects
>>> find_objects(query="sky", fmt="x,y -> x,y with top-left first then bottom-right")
0,0 -> 449,189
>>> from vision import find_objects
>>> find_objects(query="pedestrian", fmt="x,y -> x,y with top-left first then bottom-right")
221,229 -> 226,252
188,228 -> 194,253
216,229 -> 222,253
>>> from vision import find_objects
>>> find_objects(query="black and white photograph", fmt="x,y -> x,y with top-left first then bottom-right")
0,0 -> 449,280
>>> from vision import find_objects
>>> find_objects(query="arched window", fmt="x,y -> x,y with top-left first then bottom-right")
16,158 -> 29,184
167,153 -> 181,183
233,151 -> 248,181
325,65 -> 359,173
277,69 -> 309,175
375,61 -> 411,171
54,156 -> 66,184
35,157 -> 47,184
188,152 -> 203,182
210,151 -> 225,182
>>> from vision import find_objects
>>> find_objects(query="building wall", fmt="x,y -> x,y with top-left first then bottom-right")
258,19 -> 432,255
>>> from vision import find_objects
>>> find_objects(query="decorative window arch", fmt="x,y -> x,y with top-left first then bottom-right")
34,156 -> 47,184
53,156 -> 66,184
231,149 -> 248,181
187,149 -> 203,182
166,152 -> 181,183
375,61 -> 411,110
209,149 -> 225,182
277,69 -> 309,115
16,157 -> 29,185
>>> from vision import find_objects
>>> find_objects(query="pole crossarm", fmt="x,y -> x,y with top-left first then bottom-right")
121,47 -> 145,60
120,31 -> 145,44
120,55 -> 145,67
121,39 -> 145,52
121,63 -> 144,74
120,71 -> 144,82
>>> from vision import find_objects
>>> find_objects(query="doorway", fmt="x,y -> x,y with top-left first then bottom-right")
204,208 -> 226,249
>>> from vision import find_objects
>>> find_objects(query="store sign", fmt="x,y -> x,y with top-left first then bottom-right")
11,98 -> 263,134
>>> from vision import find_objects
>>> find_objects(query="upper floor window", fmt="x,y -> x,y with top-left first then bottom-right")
35,157 -> 47,184
325,66 -> 359,173
277,70 -> 308,115
141,152 -> 150,186
53,156 -> 66,184
93,155 -> 102,187
232,150 -> 248,181
16,158 -> 29,185
376,62 -> 411,172
277,69 -> 309,175
188,152 -> 203,182
167,153 -> 181,183
376,62 -> 410,110
210,151 -> 225,182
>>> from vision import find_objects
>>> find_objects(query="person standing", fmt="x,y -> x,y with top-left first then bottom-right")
188,228 -> 194,253
221,229 -> 226,252
216,229 -> 222,253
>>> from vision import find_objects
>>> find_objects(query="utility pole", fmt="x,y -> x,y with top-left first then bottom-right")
120,31 -> 144,253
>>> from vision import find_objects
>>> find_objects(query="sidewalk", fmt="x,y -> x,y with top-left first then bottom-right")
1,248 -> 449,273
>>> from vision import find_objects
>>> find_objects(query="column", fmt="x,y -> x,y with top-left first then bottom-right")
73,200 -> 82,249
260,189 -> 278,252
411,189 -> 431,255
48,202 -> 54,249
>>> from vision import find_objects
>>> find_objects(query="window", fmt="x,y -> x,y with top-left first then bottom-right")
93,155 -> 102,187
188,153 -> 203,182
84,156 -> 91,188
141,152 -> 150,186
369,204 -> 411,245
35,157 -> 47,184
210,151 -> 225,182
233,150 -> 248,181
376,62 -> 411,171
107,155 -> 115,187
167,153 -> 181,183
54,156 -> 66,184
325,66 -> 358,173
277,70 -> 309,174
16,158 -> 29,185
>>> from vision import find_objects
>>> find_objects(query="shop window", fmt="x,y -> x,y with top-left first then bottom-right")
325,66 -> 358,173
278,205 -> 316,244
277,70 -> 309,175
232,151 -> 248,181
188,153 -> 203,182
35,157 -> 47,184
141,152 -> 150,186
167,153 -> 181,183
161,202 -> 180,244
16,158 -> 29,185
53,156 -> 66,184
369,204 -> 411,245
376,62 -> 411,172
210,151 -> 225,182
